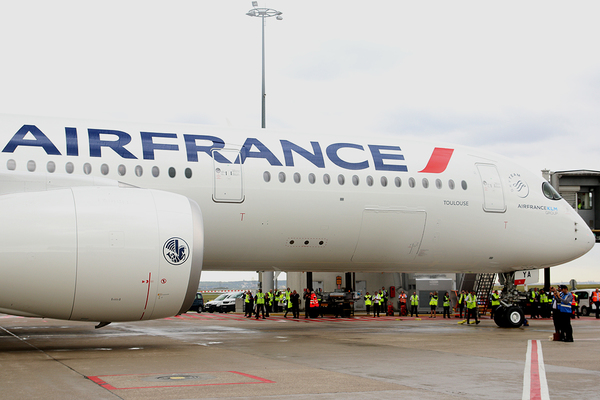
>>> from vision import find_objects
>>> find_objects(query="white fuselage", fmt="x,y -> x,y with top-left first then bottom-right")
1,115 -> 593,273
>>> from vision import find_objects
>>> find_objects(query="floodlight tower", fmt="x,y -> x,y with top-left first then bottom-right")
246,1 -> 283,129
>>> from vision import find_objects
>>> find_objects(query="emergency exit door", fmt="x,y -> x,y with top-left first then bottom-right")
476,163 -> 506,213
212,149 -> 244,203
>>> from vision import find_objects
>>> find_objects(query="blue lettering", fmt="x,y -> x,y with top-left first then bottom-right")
280,140 -> 325,168
326,143 -> 368,170
238,138 -> 282,166
368,145 -> 407,172
88,129 -> 137,159
183,134 -> 230,163
65,127 -> 78,156
141,132 -> 179,160
2,125 -> 61,155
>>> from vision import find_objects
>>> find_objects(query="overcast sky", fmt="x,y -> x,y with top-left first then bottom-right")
1,1 -> 599,283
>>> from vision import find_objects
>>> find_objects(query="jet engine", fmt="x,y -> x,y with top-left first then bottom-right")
0,186 -> 203,323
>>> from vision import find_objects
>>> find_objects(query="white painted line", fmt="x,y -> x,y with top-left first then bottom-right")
522,339 -> 550,400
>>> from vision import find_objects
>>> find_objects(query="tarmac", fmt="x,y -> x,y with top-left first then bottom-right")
1,311 -> 599,400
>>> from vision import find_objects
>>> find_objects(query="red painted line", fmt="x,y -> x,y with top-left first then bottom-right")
229,371 -> 275,384
87,376 -> 118,391
419,147 -> 454,173
87,371 -> 274,390
530,340 -> 542,400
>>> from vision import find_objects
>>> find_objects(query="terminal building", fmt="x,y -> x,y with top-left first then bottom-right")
262,170 -> 600,312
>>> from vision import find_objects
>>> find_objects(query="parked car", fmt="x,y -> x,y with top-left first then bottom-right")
204,293 -> 229,313
188,292 -> 204,313
573,289 -> 599,316
219,291 -> 247,313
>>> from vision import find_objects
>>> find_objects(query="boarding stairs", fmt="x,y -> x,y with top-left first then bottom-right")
474,273 -> 497,315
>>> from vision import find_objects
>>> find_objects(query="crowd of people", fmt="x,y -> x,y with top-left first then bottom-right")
243,287 -> 323,319
237,285 -> 600,342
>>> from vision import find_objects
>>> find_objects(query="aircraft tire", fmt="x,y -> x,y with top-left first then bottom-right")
504,306 -> 525,328
493,306 -> 507,327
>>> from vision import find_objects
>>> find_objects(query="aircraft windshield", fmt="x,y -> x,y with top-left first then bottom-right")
542,182 -> 562,200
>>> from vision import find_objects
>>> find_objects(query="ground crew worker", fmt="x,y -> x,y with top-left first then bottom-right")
244,290 -> 253,318
539,290 -> 548,318
381,287 -> 388,312
529,288 -> 538,319
443,292 -> 451,318
303,288 -> 310,318
291,290 -> 300,318
284,287 -> 291,311
429,291 -> 438,318
410,291 -> 419,317
457,290 -> 466,318
255,289 -> 266,319
309,289 -> 319,318
398,290 -> 407,316
592,288 -> 600,319
490,290 -> 500,318
572,292 -> 580,319
266,290 -> 274,315
275,290 -> 283,312
466,290 -> 479,325
364,292 -> 372,316
556,285 -> 573,342
373,291 -> 381,317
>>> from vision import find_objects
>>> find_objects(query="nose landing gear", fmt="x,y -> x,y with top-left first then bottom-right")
494,272 -> 526,328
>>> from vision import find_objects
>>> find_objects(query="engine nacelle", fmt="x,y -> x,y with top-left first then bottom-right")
0,186 -> 203,322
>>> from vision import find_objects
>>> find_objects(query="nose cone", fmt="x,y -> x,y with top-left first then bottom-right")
559,211 -> 596,265
575,218 -> 596,256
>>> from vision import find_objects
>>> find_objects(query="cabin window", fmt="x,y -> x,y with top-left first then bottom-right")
47,161 -> 56,173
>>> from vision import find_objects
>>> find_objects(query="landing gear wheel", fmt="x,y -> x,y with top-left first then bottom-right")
504,306 -> 525,328
494,306 -> 507,327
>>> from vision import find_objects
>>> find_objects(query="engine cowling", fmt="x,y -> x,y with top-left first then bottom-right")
0,186 -> 203,322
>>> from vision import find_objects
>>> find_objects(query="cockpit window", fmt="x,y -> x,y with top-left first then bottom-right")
542,182 -> 562,200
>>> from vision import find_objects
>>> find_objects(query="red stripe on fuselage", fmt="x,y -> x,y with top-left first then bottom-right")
419,147 -> 454,173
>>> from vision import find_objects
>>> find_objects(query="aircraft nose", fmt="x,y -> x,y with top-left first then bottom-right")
575,219 -> 595,255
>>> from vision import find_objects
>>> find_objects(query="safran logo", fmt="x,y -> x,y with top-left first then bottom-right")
508,173 -> 529,198
163,237 -> 189,265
